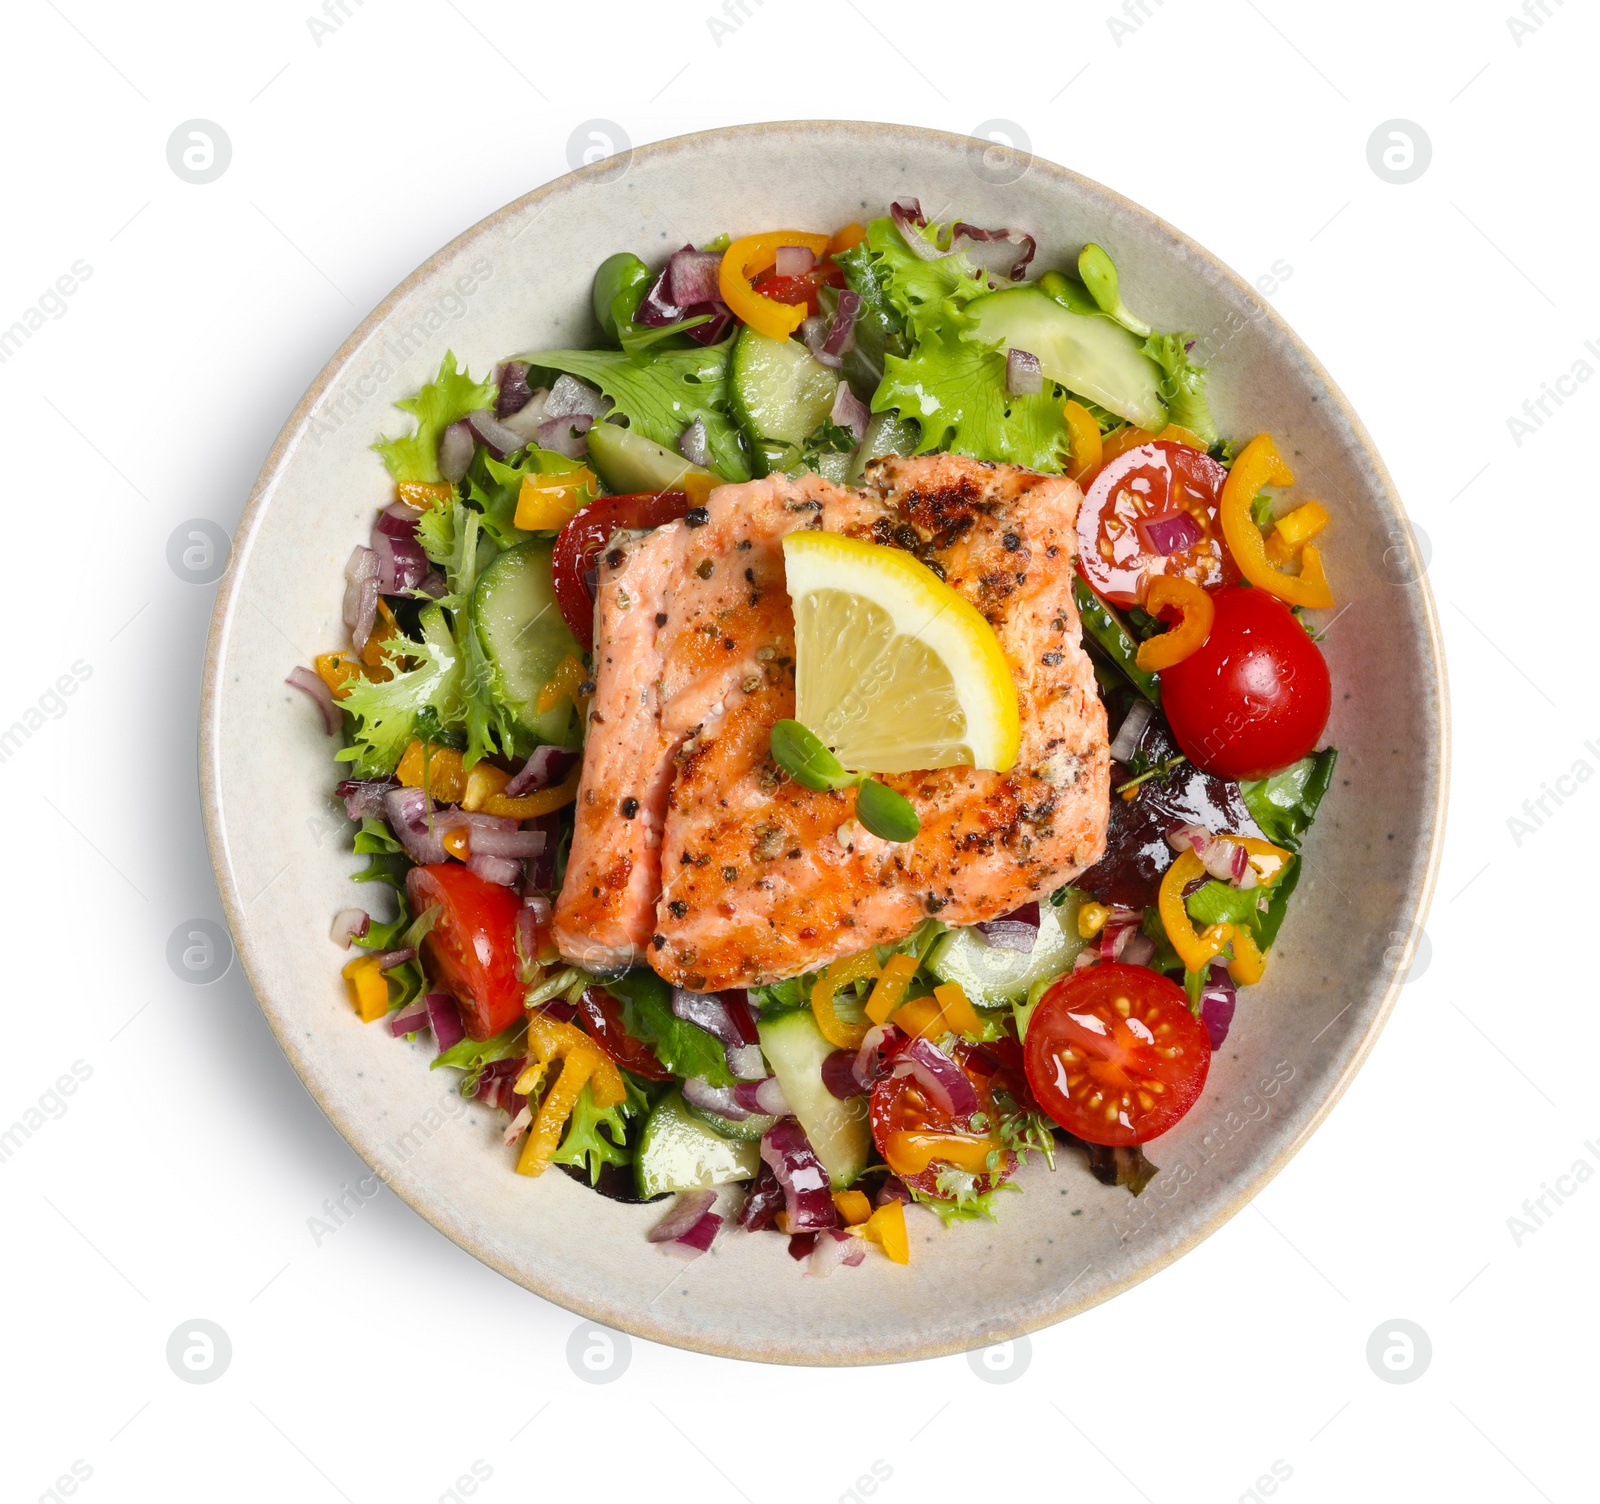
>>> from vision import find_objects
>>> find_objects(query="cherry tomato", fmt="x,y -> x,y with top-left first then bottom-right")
577,986 -> 671,1080
405,864 -> 525,1041
869,1042 -> 1016,1199
1024,963 -> 1210,1146
551,490 -> 692,647
1160,584 -> 1332,780
751,261 -> 845,315
1077,440 -> 1235,607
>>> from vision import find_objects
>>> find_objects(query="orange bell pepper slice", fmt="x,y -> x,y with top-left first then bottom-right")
811,950 -> 881,1050
827,222 -> 867,256
932,982 -> 983,1038
1158,850 -> 1235,973
396,480 -> 455,509
1154,423 -> 1207,451
1100,424 -> 1156,466
859,1198 -> 909,1263
341,955 -> 390,1023
890,994 -> 945,1040
719,231 -> 833,341
481,765 -> 581,820
1062,400 -> 1104,487
832,1189 -> 873,1226
395,740 -> 468,803
537,654 -> 589,715
883,1130 -> 997,1177
514,467 -> 597,532
1265,500 -> 1330,567
1135,575 -> 1216,672
1218,435 -> 1335,609
864,953 -> 918,1026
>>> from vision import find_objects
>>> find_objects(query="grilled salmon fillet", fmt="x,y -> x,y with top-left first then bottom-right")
552,454 -> 1110,987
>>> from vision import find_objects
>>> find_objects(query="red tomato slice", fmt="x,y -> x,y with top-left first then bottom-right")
1078,440 -> 1235,607
577,986 -> 671,1080
1024,963 -> 1210,1146
551,490 -> 693,648
869,1043 -> 1017,1199
751,262 -> 845,315
405,864 -> 525,1041
1159,585 -> 1332,780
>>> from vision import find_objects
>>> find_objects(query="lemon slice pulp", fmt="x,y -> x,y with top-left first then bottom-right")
781,531 -> 1020,774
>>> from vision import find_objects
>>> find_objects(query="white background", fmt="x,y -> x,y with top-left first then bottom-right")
2,1 -> 1592,1501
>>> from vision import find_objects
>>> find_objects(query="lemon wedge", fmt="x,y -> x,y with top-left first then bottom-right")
781,531 -> 1020,774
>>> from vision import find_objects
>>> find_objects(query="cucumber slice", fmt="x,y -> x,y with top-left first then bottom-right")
634,1089 -> 760,1198
964,286 -> 1166,431
927,891 -> 1089,1008
845,411 -> 919,484
585,420 -> 716,496
756,1009 -> 870,1188
683,1100 -> 778,1144
730,327 -> 839,449
471,541 -> 583,744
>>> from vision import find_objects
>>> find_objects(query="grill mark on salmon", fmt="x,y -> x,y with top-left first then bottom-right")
553,455 -> 1110,987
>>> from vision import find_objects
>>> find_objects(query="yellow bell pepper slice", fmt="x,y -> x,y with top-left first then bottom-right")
932,982 -> 983,1038
1135,575 -> 1215,673
1158,850 -> 1234,973
515,1014 -> 628,1178
864,953 -> 918,1026
481,765 -> 581,820
859,1199 -> 909,1263
527,1012 -> 626,1107
890,994 -> 945,1040
460,761 -> 510,812
811,950 -> 881,1050
441,827 -> 471,861
1264,500 -> 1329,567
516,1054 -> 591,1176
883,1130 -> 996,1177
832,1189 -> 873,1226
1063,400 -> 1103,487
1154,423 -> 1208,451
395,740 -> 468,804
1100,424 -> 1156,466
718,231 -> 832,341
1229,927 -> 1267,986
396,480 -> 456,509
537,654 -> 589,715
1219,435 -> 1335,609
828,222 -> 867,256
514,467 -> 597,532
341,955 -> 390,1023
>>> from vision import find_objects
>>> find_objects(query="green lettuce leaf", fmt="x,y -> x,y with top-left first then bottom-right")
432,1022 -> 527,1094
1142,332 -> 1218,448
524,342 -> 752,482
335,605 -> 462,778
604,969 -> 733,1086
552,1077 -> 650,1185
856,214 -> 991,341
911,1179 -> 1020,1226
374,352 -> 496,484
1241,750 -> 1338,852
874,335 -> 1071,472
465,445 -> 590,550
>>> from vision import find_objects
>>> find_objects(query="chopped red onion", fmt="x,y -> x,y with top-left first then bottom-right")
467,407 -> 526,461
829,381 -> 869,443
368,946 -> 415,971
466,827 -> 548,859
370,527 -> 428,595
675,1211 -> 722,1254
1199,961 -> 1236,1048
774,245 -> 815,277
801,315 -> 842,370
535,414 -> 592,459
500,388 -> 550,443
351,577 -> 379,656
875,1176 -> 912,1207
388,1002 -> 430,1037
730,1077 -> 789,1116
1139,510 -> 1204,557
376,501 -> 424,537
892,198 -> 928,228
1168,823 -> 1244,882
648,1188 -> 718,1243
1166,823 -> 1207,853
523,894 -> 553,926
737,1164 -> 785,1231
635,261 -> 735,346
544,374 -> 607,421
502,1103 -> 532,1145
494,360 -> 535,419
417,569 -> 447,599
1121,931 -> 1158,968
425,993 -> 465,1055
853,1024 -> 897,1091
515,905 -> 540,976
466,852 -> 521,888
951,222 -> 1037,281
890,199 -> 952,261
438,419 -> 475,483
505,745 -> 580,797
893,1037 -> 979,1118
1000,900 -> 1041,928
824,290 -> 861,360
808,1228 -> 865,1277
683,1077 -> 750,1121
976,919 -> 1037,953
679,417 -> 711,467
669,247 -> 724,308
335,777 -> 395,821
760,1120 -> 838,1232
286,667 -> 340,735
523,810 -> 563,892
1110,700 -> 1155,763
670,989 -> 745,1049
384,787 -> 450,865
822,1049 -> 868,1099
1006,348 -> 1043,396
720,992 -> 760,1046
788,1233 -> 818,1261
726,1043 -> 766,1081
331,908 -> 369,947
343,545 -> 379,653
1100,923 -> 1135,962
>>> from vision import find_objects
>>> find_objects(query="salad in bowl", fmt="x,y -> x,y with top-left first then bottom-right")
288,201 -> 1339,1274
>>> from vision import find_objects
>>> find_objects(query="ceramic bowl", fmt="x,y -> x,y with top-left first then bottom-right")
201,121 -> 1447,1365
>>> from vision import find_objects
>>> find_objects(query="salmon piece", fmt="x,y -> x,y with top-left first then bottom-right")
552,455 -> 1110,989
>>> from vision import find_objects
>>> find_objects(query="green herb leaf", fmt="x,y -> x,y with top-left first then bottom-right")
1240,750 -> 1338,852
854,777 -> 920,843
769,719 -> 853,792
604,969 -> 734,1086
1078,243 -> 1152,337
1142,331 -> 1219,448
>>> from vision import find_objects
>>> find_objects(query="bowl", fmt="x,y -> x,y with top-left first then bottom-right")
201,120 -> 1447,1365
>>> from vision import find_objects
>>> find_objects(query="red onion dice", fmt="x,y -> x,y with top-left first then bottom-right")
737,1163 -> 785,1231
951,222 -> 1037,281
976,919 -> 1037,954
544,375 -> 607,421
1139,510 -> 1204,557
494,360 -> 535,419
466,828 -> 548,860
679,417 -> 711,467
669,247 -> 724,308
505,745 -> 580,797
466,852 -> 521,888
375,500 -> 424,537
384,787 -> 450,865
802,315 -> 842,370
822,1049 -> 868,1099
892,1037 -> 979,1119
1199,961 -> 1236,1048
808,1227 -> 865,1277
388,1002 -> 430,1037
335,777 -> 395,821
330,908 -> 370,947
535,414 -> 593,459
1006,348 -> 1043,396
829,381 -> 869,443
286,667 -> 340,735
774,245 -> 815,278
648,1187 -> 718,1243
437,419 -> 475,483
759,1120 -> 837,1232
824,290 -> 862,360
467,407 -> 526,461
425,993 -> 465,1055
682,1077 -> 750,1121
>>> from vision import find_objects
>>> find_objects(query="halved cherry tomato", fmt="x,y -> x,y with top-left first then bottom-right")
751,261 -> 845,316
405,864 -> 525,1041
1024,963 -> 1210,1146
1160,584 -> 1332,780
869,1041 -> 1016,1199
551,490 -> 692,648
577,986 -> 671,1080
1077,440 -> 1235,607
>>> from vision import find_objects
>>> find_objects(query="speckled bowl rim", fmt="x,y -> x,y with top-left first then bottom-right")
201,120 -> 1449,1364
